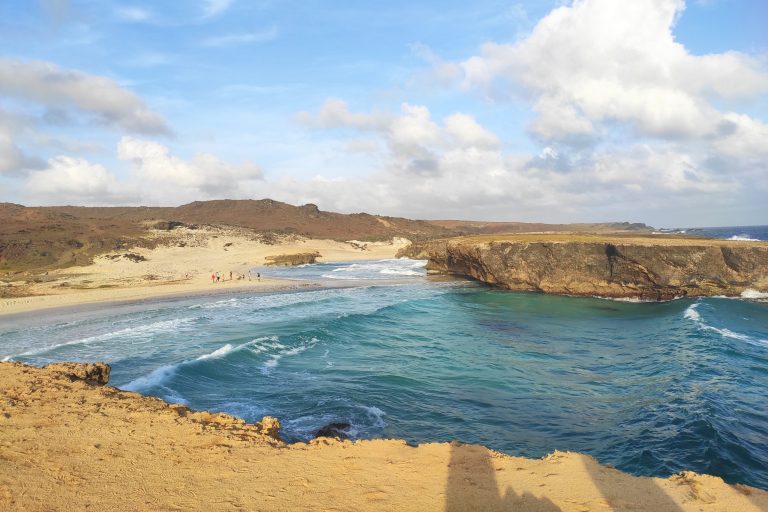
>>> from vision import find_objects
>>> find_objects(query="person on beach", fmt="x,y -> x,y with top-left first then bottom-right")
248,270 -> 252,281
229,271 -> 233,281
216,271 -> 220,282
211,272 -> 215,284
257,272 -> 261,281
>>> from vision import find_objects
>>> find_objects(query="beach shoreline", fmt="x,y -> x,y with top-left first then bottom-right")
0,227 -> 411,317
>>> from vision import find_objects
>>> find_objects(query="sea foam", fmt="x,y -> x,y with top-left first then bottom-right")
1,317 -> 195,362
121,338 -> 267,395
741,289 -> 768,300
684,303 -> 766,347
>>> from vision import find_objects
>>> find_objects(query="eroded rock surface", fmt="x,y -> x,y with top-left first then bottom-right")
400,235 -> 768,300
1,361 -> 767,511
43,362 -> 111,385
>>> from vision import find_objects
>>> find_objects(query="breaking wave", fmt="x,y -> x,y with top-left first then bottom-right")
684,303 -> 767,347
1,317 -> 195,362
728,234 -> 760,241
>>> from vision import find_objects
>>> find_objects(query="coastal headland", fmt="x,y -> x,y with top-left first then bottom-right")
1,361 -> 766,512
399,234 -> 768,301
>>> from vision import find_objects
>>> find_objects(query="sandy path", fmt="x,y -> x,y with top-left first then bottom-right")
0,362 -> 765,511
0,227 -> 409,316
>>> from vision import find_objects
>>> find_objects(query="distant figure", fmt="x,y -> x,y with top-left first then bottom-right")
216,271 -> 221,282
257,272 -> 261,281
211,273 -> 215,284
229,271 -> 233,281
248,270 -> 252,281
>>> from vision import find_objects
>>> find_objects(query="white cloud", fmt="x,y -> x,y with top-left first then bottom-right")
297,98 -> 391,130
24,156 -> 130,204
22,137 -> 265,205
202,27 -> 278,47
449,0 -> 768,147
301,100 -> 501,174
0,58 -> 169,134
293,97 -> 755,223
443,113 -> 500,149
117,136 -> 263,199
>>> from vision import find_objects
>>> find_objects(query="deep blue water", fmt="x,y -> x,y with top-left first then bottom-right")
657,224 -> 768,241
1,258 -> 767,490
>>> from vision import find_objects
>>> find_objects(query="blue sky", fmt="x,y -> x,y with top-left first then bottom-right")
0,0 -> 766,227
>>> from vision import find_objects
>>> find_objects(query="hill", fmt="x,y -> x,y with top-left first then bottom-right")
0,199 -> 652,272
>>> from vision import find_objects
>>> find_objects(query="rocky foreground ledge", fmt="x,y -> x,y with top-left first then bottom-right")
399,234 -> 768,300
1,363 -> 766,511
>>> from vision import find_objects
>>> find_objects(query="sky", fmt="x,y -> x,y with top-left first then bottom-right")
0,0 -> 766,227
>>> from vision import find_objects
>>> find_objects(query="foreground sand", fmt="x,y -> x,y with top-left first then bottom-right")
0,226 -> 409,316
1,362 -> 765,512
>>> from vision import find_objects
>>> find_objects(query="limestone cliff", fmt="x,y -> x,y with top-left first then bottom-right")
399,235 -> 768,300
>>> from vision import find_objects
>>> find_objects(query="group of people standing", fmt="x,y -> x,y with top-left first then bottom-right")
210,270 -> 260,283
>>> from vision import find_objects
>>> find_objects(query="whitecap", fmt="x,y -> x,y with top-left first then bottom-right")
359,405 -> 387,428
683,302 -> 766,347
196,343 -> 234,361
122,363 -> 181,393
121,339 -> 257,394
741,289 -> 768,300
2,317 -> 195,362
728,235 -> 760,242
261,337 -> 318,373
683,303 -> 701,322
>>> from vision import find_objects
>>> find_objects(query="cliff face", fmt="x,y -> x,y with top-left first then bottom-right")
400,235 -> 768,300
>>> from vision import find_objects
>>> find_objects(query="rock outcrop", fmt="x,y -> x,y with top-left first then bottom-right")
315,422 -> 352,440
264,251 -> 322,266
399,235 -> 768,300
43,362 -> 111,385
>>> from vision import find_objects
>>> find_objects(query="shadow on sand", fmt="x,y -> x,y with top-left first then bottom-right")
580,452 -> 685,512
445,442 -> 561,512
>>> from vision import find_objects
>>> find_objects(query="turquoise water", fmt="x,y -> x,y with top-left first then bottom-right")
2,259 -> 767,490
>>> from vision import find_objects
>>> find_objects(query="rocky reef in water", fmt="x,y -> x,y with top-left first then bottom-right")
399,234 -> 768,300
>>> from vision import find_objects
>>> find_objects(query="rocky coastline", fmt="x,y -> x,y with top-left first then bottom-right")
1,361 -> 766,511
399,234 -> 768,301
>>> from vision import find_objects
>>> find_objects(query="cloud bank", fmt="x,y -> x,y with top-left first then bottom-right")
5,0 -> 768,226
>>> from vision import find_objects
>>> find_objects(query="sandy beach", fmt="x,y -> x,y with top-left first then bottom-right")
1,362 -> 765,512
0,226 -> 409,316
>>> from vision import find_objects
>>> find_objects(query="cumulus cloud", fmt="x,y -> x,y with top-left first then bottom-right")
450,0 -> 768,148
24,156 -> 131,204
293,97 -> 753,223
117,136 -> 263,199
22,137 -> 265,205
0,58 -> 169,134
301,100 -> 502,176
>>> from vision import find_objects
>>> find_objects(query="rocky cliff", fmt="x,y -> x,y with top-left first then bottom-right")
399,235 -> 768,300
2,361 -> 767,511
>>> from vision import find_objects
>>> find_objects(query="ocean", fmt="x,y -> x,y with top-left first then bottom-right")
656,224 -> 768,242
1,226 -> 767,490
